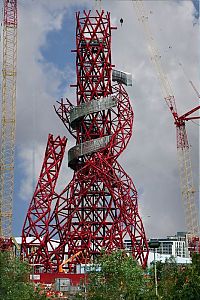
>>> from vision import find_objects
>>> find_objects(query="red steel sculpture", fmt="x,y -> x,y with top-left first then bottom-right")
46,10 -> 149,272
21,10 -> 148,273
21,134 -> 67,270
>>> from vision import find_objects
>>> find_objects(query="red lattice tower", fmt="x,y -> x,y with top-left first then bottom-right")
45,10 -> 148,272
21,134 -> 67,270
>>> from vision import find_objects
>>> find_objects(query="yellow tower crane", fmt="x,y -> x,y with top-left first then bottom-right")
0,0 -> 17,249
133,0 -> 200,253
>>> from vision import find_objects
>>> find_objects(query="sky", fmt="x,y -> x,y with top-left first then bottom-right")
4,0 -> 198,239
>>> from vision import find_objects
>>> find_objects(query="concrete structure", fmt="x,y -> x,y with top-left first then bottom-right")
124,232 -> 191,265
147,251 -> 191,266
148,232 -> 190,258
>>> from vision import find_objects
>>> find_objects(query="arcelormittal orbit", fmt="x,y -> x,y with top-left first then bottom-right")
50,10 -> 149,272
21,10 -> 149,273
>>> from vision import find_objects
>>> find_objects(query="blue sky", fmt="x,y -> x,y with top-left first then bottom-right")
13,1 -> 91,236
11,0 -> 199,238
192,0 -> 199,19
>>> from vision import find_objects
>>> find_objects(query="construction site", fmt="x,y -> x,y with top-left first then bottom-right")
0,0 -> 199,298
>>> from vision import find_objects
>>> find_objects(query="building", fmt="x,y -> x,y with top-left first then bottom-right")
149,232 -> 190,258
124,232 -> 192,265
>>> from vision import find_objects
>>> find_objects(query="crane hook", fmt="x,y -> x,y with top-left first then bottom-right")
120,18 -> 123,26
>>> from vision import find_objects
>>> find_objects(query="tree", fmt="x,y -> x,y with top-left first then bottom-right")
75,252 -> 200,300
76,250 -> 153,300
191,252 -> 200,275
155,254 -> 200,300
172,253 -> 200,300
0,252 -> 47,300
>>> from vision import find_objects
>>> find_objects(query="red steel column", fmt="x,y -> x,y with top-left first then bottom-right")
21,134 -> 67,271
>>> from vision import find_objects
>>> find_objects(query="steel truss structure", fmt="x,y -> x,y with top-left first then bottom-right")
21,134 -> 67,270
21,10 -> 148,272
134,0 -> 200,254
50,10 -> 148,272
0,0 -> 17,243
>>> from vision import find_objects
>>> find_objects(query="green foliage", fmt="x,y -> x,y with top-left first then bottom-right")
191,252 -> 200,275
156,254 -> 200,300
0,252 -> 47,300
74,252 -> 200,300
77,250 -> 152,300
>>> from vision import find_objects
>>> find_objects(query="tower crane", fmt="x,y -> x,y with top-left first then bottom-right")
133,0 -> 200,253
0,0 -> 17,250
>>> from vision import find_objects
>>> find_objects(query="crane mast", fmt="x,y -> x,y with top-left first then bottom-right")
134,1 -> 200,241
0,0 -> 17,242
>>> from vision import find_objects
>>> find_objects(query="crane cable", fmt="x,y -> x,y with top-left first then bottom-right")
132,0 -> 175,102
133,1 -> 200,102
133,0 -> 200,237
94,0 -> 102,11
191,120 -> 200,126
32,91 -> 37,194
167,45 -> 200,100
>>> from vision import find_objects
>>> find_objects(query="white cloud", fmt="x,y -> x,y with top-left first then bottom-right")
15,0 -> 199,239
101,0 -> 199,237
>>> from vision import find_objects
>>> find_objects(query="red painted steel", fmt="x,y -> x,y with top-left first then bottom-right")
30,273 -> 86,285
0,237 -> 13,251
189,236 -> 200,254
45,10 -> 148,272
165,97 -> 200,250
21,134 -> 67,270
21,10 -> 148,274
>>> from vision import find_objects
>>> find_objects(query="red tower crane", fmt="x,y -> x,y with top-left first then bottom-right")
134,0 -> 200,253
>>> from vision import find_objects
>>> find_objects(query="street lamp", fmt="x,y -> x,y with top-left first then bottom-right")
148,240 -> 160,298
